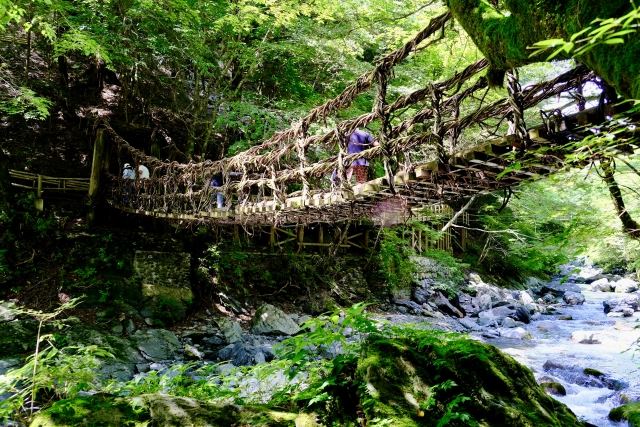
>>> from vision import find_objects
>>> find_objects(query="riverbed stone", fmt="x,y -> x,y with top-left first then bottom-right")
604,294 -> 640,314
501,317 -> 517,328
540,381 -> 567,396
571,331 -> 601,345
614,278 -> 639,293
250,304 -> 300,336
216,317 -> 243,344
218,336 -> 276,366
458,317 -> 482,331
432,292 -> 464,318
133,329 -> 182,361
563,291 -> 586,305
499,327 -> 532,340
589,278 -> 613,292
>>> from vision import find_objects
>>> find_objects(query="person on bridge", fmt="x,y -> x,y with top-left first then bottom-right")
347,129 -> 377,183
122,163 -> 135,180
210,174 -> 224,209
137,164 -> 150,179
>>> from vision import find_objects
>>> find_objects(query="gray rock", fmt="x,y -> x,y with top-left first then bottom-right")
478,310 -> 500,327
614,278 -> 639,293
250,304 -> 300,336
458,317 -> 482,331
432,292 -> 464,318
184,344 -> 204,360
395,299 -> 427,316
501,317 -> 517,328
517,290 -> 535,305
543,360 -> 627,390
125,319 -> 136,335
542,293 -> 556,304
218,336 -> 276,366
589,278 -> 613,292
499,327 -> 532,340
571,331 -> 601,344
604,294 -> 640,313
540,282 -> 581,297
216,318 -> 244,344
563,291 -> 585,305
493,305 -> 516,318
111,324 -> 124,335
0,301 -> 17,322
0,358 -> 20,375
457,293 -> 479,317
133,329 -> 182,361
513,306 -> 531,324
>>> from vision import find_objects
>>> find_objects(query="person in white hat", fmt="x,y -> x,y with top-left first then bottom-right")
122,163 -> 135,180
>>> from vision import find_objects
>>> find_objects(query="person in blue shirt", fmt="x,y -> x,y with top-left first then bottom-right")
346,129 -> 377,183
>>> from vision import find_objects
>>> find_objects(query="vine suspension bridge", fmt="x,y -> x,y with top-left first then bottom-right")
12,12 -> 640,230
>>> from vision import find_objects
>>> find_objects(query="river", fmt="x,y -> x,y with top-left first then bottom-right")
485,283 -> 640,426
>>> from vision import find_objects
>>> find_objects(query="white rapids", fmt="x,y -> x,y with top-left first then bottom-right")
485,284 -> 640,426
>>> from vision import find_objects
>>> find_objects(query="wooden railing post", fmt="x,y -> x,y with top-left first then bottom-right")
87,129 -> 106,224
34,175 -> 43,211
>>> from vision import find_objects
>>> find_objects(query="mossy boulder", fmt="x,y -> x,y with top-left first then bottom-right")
540,381 -> 567,396
353,331 -> 584,426
609,402 -> 640,426
29,394 -> 319,427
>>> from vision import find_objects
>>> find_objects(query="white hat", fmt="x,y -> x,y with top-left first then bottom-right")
123,163 -> 132,169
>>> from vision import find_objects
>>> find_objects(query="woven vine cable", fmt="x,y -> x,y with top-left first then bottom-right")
429,83 -> 447,165
374,63 -> 396,194
295,121 -> 310,206
506,68 -> 529,145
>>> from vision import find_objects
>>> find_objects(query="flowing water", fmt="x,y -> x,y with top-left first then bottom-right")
485,285 -> 640,426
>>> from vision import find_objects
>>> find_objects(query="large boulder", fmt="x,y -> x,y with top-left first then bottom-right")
589,278 -> 613,292
609,402 -> 640,426
29,394 -> 318,427
543,360 -> 627,391
355,332 -> 584,426
250,304 -> 300,336
614,278 -> 639,293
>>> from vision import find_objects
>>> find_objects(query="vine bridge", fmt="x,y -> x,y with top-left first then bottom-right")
91,12 -> 637,227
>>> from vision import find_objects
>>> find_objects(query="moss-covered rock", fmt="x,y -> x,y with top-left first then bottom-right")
29,394 -> 319,427
353,331 -> 584,426
609,402 -> 640,426
540,381 -> 567,396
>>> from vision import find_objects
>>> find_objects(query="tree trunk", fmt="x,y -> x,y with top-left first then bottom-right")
601,158 -> 640,238
447,0 -> 640,99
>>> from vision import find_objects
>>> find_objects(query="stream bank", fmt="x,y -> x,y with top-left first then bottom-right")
2,251 -> 639,426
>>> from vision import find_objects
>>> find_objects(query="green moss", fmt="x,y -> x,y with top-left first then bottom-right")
540,382 -> 567,396
609,402 -> 640,426
354,330 -> 584,426
29,395 -> 148,427
583,368 -> 605,378
30,394 -> 316,427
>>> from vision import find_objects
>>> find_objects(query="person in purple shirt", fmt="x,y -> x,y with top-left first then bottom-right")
347,129 -> 377,183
